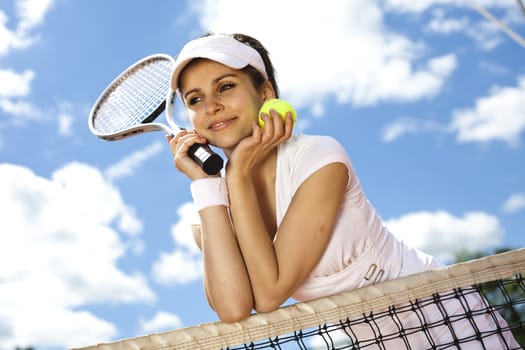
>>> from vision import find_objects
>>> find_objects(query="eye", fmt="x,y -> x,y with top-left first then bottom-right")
187,95 -> 202,106
219,82 -> 235,93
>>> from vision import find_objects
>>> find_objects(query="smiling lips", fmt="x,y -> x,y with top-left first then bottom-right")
209,117 -> 237,131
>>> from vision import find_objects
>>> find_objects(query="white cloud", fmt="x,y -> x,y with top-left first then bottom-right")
0,1 -> 74,132
382,118 -> 421,142
58,112 -> 74,136
388,0 -> 523,50
0,10 -> 23,55
0,98 -> 41,120
0,11 -> 11,54
16,0 -> 54,33
478,60 -> 509,76
0,95 -> 87,135
140,311 -> 183,333
383,73 -> 525,144
450,75 -> 525,146
0,162 -> 156,349
0,0 -> 54,56
502,192 -> 525,214
105,141 -> 164,181
153,249 -> 203,285
426,11 -> 469,34
0,69 -> 42,124
382,117 -> 445,142
385,210 -> 504,262
0,69 -> 35,98
383,0 -> 515,14
152,202 -> 202,285
54,100 -> 78,137
382,0 -> 453,13
189,0 -> 457,111
0,0 -> 57,134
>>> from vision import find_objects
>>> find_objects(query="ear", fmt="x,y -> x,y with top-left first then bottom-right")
260,80 -> 277,102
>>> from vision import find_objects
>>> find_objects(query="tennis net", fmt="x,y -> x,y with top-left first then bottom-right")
73,248 -> 525,350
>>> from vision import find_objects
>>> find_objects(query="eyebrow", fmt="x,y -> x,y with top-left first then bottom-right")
183,73 -> 239,100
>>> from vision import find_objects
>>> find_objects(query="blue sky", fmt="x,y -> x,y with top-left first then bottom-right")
0,0 -> 524,349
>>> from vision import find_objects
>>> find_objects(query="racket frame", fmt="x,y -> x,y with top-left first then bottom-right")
88,53 -> 175,141
88,53 -> 224,175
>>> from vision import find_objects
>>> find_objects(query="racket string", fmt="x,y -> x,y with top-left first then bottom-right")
93,58 -> 173,134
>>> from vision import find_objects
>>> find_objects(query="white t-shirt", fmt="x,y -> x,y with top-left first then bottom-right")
274,134 -> 519,348
274,134 -> 439,301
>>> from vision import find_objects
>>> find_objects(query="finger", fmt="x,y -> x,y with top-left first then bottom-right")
169,129 -> 190,144
258,112 -> 270,129
251,120 -> 263,141
259,111 -> 276,138
179,134 -> 208,154
283,111 -> 294,136
272,109 -> 286,134
265,108 -> 286,141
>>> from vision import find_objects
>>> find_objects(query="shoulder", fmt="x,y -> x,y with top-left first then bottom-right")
283,133 -> 341,146
278,134 -> 351,189
280,134 -> 350,167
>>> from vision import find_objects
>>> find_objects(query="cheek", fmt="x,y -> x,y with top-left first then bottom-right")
185,109 -> 199,126
231,92 -> 261,117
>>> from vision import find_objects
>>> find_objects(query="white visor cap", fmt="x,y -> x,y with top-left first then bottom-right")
170,34 -> 268,91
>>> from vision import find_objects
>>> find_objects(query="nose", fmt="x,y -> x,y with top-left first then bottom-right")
205,96 -> 223,116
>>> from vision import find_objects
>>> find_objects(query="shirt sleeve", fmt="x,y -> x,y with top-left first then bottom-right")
289,135 -> 351,192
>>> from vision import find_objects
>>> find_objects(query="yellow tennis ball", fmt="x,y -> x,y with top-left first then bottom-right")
258,99 -> 297,128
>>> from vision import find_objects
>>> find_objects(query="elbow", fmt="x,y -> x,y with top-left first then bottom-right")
205,285 -> 253,323
213,295 -> 253,323
252,287 -> 290,314
253,297 -> 282,314
216,304 -> 252,323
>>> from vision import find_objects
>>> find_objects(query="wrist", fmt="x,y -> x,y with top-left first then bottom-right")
190,177 -> 229,211
225,167 -> 255,185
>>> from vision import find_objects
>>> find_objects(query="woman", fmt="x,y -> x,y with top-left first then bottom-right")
167,33 -> 519,348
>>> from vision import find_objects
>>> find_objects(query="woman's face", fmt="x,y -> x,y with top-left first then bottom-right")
179,59 -> 272,153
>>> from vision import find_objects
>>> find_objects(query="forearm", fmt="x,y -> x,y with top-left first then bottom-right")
189,177 -> 254,322
198,205 -> 254,322
227,176 -> 287,311
225,163 -> 348,312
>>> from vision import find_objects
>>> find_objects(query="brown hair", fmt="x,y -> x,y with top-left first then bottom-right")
200,32 -> 280,98
231,33 -> 280,98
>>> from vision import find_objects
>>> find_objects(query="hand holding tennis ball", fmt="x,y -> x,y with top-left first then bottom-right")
258,99 -> 297,129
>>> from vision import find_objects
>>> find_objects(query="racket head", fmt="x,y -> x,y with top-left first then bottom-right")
88,54 -> 175,141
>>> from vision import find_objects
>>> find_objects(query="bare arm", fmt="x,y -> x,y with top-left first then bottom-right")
170,116 -> 347,319
197,205 -> 254,322
168,132 -> 255,322
227,162 -> 349,312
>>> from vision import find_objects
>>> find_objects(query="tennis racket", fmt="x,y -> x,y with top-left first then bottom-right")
88,53 -> 224,175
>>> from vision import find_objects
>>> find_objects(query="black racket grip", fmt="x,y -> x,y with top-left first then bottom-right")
188,143 -> 224,175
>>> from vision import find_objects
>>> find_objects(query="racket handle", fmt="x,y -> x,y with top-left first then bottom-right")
188,143 -> 224,175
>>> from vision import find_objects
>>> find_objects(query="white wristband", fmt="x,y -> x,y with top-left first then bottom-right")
190,177 -> 229,211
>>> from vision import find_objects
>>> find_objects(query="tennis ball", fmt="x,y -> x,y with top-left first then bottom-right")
258,99 -> 297,129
